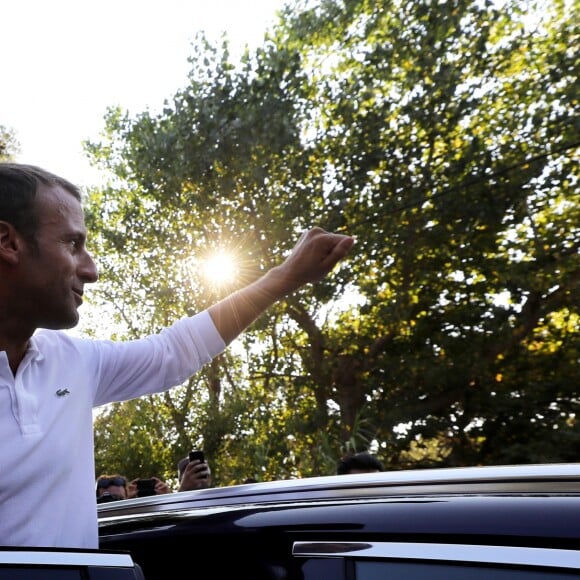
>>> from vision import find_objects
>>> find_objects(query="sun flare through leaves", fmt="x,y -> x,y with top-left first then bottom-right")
201,250 -> 239,288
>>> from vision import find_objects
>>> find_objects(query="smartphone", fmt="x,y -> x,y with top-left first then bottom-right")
136,478 -> 156,497
189,450 -> 205,464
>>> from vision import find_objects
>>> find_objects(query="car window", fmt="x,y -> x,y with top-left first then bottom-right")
0,571 -> 82,579
295,542 -> 580,580
301,557 -> 345,579
0,549 -> 140,580
357,561 -> 580,579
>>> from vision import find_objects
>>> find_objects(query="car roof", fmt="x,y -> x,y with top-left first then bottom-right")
98,462 -> 580,519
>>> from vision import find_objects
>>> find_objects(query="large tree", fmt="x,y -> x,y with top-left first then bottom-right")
0,125 -> 20,160
87,0 -> 579,483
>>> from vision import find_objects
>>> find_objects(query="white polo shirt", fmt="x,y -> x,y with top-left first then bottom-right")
0,310 -> 225,548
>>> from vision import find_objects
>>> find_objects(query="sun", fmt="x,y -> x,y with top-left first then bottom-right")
201,251 -> 238,287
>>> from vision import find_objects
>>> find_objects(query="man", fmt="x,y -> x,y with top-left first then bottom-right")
95,474 -> 129,502
177,455 -> 212,491
0,163 -> 354,548
336,452 -> 384,475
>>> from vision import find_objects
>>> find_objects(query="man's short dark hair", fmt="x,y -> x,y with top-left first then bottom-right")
177,457 -> 189,481
337,452 -> 384,475
0,162 -> 81,244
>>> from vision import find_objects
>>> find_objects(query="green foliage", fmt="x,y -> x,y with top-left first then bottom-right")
87,0 -> 579,484
0,125 -> 20,160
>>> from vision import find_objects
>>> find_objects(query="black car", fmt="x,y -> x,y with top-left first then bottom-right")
97,463 -> 580,579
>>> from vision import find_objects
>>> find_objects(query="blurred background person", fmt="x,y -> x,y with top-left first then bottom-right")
336,452 -> 384,475
177,454 -> 212,491
127,476 -> 172,498
95,474 -> 128,503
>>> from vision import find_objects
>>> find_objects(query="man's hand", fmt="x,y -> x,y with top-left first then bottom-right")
209,227 -> 355,344
178,459 -> 212,492
268,227 -> 355,294
153,476 -> 172,495
127,476 -> 172,498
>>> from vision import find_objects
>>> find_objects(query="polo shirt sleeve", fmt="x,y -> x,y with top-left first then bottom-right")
92,310 -> 226,407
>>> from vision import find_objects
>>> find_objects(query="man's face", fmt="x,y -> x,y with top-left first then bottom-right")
17,184 -> 98,330
97,484 -> 127,500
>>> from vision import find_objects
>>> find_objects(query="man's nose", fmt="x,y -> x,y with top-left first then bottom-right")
79,250 -> 99,283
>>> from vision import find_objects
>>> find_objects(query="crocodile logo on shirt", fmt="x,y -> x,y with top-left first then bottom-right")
56,388 -> 71,397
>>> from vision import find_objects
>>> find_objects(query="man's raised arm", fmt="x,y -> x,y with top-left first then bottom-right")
208,227 -> 355,345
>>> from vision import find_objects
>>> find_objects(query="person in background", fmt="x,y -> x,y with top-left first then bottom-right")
177,455 -> 212,491
127,476 -> 173,498
95,474 -> 128,503
336,452 -> 384,475
0,162 -> 354,548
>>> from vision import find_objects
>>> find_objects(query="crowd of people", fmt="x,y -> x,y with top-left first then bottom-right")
95,450 -> 384,503
96,452 -> 213,503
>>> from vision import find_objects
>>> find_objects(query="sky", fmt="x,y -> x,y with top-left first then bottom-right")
1,0 -> 289,187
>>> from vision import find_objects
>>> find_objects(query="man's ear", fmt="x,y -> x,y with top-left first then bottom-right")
0,221 -> 24,265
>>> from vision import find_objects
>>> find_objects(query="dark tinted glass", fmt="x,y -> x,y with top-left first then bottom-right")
0,569 -> 82,579
89,567 -> 138,579
302,557 -> 345,579
357,561 -> 580,579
